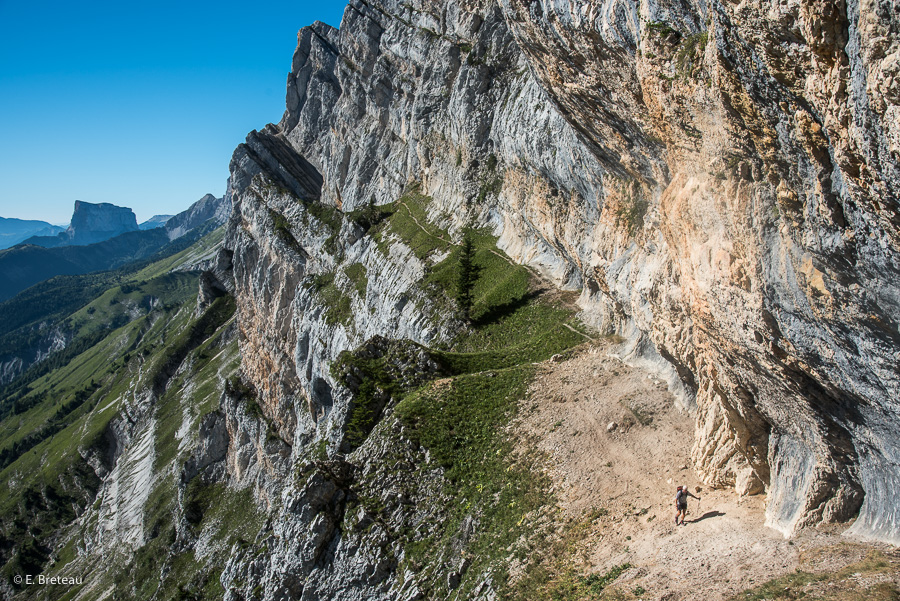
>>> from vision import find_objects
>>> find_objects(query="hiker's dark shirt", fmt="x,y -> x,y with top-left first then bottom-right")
675,490 -> 696,507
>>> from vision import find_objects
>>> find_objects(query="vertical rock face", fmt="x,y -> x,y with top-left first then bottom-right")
65,201 -> 139,245
164,193 -> 228,239
221,1 -> 899,578
488,0 -> 900,541
224,122 -> 455,453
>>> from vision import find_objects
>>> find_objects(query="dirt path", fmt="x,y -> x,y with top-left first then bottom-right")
514,343 -> 894,600
561,322 -> 595,342
399,200 -> 452,245
396,202 -> 577,307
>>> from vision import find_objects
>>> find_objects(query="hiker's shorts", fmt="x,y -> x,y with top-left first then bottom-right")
676,502 -> 687,511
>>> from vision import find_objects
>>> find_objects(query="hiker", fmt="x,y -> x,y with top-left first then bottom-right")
674,485 -> 699,525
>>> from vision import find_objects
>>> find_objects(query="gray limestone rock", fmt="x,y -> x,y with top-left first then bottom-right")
132,0 -> 900,598
165,193 -> 228,240
219,0 -> 900,547
65,200 -> 139,245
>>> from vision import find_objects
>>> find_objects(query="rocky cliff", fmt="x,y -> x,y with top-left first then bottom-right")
21,201 -> 138,248
66,201 -> 139,245
5,1 -> 899,599
165,193 -> 228,240
217,0 -> 898,556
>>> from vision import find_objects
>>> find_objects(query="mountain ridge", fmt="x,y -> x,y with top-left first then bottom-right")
0,218 -> 64,250
22,201 -> 138,248
1,1 -> 899,599
0,194 -> 226,302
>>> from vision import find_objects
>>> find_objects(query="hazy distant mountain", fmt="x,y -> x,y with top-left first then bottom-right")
139,214 -> 174,230
0,194 -> 225,301
0,217 -> 64,250
22,201 -> 139,248
0,229 -> 171,301
163,193 -> 227,239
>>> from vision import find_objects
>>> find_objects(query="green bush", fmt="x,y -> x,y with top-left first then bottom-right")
344,263 -> 369,297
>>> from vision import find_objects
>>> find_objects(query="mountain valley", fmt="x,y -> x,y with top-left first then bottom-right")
1,0 -> 899,599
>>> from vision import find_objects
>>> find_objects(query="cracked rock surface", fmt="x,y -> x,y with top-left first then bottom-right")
193,0 -> 900,597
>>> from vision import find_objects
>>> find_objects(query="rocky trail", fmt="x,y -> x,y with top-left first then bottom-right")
515,343 -> 900,600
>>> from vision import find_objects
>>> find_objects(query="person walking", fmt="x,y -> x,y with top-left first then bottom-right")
675,485 -> 699,525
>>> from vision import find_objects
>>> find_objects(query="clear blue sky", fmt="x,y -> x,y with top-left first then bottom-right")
0,0 -> 347,224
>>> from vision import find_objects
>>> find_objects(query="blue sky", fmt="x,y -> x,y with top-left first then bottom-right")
0,1 -> 348,224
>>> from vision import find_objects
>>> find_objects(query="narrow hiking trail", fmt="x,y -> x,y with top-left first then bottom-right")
398,201 -> 593,344
394,203 -> 896,596
514,342 -> 898,600
397,198 -> 566,301
399,200 -> 452,245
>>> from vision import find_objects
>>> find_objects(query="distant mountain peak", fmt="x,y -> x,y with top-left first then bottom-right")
0,217 -> 64,250
19,201 -> 139,248
164,193 -> 227,240
66,201 -> 138,245
139,214 -> 175,230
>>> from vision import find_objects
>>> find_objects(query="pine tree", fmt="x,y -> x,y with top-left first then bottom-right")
456,228 -> 478,322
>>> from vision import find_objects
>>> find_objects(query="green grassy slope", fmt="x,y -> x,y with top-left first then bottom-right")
13,307 -> 249,601
0,226 -> 234,590
42,299 -> 251,601
330,188 -> 593,598
0,227 -> 225,399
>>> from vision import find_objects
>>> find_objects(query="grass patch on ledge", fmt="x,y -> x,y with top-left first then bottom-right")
427,229 -> 587,368
728,550 -> 900,601
310,272 -> 354,327
394,364 -> 549,598
370,187 -> 451,261
269,209 -> 302,252
436,314 -> 584,375
344,262 -> 368,297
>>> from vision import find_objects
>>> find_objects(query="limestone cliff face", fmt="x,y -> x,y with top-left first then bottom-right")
221,0 -> 899,559
491,0 -> 900,541
65,201 -> 139,245
164,193 -> 228,240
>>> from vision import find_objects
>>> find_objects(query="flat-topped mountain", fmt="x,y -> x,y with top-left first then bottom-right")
23,201 -> 139,248
67,200 -> 138,244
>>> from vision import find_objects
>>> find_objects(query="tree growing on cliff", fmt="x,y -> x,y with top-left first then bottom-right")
456,227 -> 479,322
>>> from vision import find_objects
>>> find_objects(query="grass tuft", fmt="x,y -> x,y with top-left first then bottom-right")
309,272 -> 354,327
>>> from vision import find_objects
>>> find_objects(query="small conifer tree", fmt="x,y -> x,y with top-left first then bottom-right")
456,227 -> 478,322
